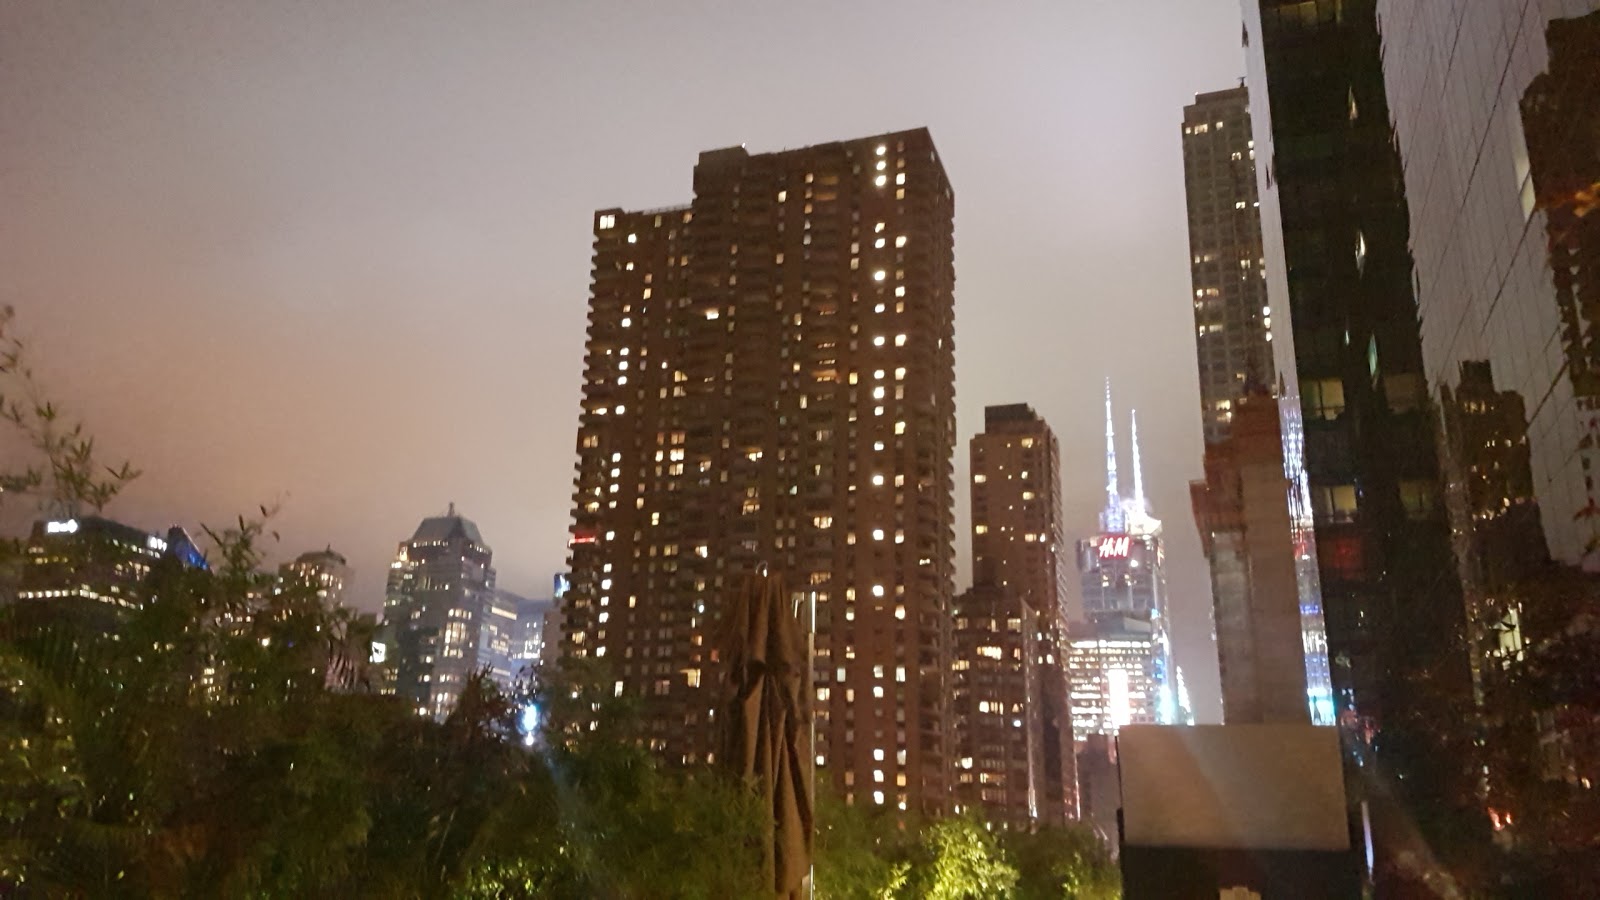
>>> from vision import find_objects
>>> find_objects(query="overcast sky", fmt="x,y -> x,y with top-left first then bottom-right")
2,0 -> 1247,720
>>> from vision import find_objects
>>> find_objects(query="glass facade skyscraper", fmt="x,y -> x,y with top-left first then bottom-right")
1247,0 -> 1600,888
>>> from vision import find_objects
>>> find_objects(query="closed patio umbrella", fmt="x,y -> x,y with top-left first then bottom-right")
720,570 -> 814,899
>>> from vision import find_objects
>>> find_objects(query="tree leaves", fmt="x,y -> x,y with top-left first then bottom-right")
0,307 -> 139,517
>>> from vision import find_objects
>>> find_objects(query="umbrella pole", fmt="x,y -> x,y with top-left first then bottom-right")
807,589 -> 817,900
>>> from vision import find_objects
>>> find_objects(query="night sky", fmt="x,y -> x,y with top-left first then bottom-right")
2,0 -> 1248,721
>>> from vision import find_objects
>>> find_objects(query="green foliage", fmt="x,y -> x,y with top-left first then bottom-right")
0,305 -> 139,516
813,790 -> 915,900
0,304 -> 1124,899
908,815 -> 1018,900
1002,826 -> 1120,900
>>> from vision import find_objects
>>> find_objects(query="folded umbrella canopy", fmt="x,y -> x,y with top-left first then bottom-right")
720,571 -> 815,899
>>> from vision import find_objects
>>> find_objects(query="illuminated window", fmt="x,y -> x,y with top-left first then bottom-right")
1312,485 -> 1359,524
1303,378 -> 1345,420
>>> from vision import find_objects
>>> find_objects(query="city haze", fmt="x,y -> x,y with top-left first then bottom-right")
1,0 -> 1245,720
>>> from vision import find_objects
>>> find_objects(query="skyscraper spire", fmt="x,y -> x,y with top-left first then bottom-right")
1131,409 -> 1146,515
1100,379 -> 1126,533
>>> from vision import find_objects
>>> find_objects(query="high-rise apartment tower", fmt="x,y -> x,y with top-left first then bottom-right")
1181,84 -> 1330,725
563,129 -> 957,815
1183,86 -> 1274,445
954,404 -> 1075,825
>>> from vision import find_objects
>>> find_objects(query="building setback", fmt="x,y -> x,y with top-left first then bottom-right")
1189,391 -> 1312,724
562,129 -> 957,815
379,506 -> 497,719
954,403 -> 1075,825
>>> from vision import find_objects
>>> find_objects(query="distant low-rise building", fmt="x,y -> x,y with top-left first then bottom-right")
277,548 -> 351,609
17,515 -> 205,611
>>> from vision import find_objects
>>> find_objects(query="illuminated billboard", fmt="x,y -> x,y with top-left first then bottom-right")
1075,532 -> 1160,572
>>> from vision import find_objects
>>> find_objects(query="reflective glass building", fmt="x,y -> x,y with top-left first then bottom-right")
1246,0 -> 1600,888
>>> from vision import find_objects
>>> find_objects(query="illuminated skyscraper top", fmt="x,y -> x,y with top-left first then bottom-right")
1099,381 -> 1125,534
1074,381 -> 1179,731
1099,381 -> 1160,539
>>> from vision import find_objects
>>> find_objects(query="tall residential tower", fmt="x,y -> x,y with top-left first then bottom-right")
1183,86 -> 1274,445
563,129 -> 957,815
953,404 -> 1075,825
1181,85 -> 1328,725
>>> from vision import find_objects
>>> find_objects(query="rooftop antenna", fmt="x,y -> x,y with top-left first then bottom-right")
1100,379 -> 1126,533
1131,409 -> 1146,514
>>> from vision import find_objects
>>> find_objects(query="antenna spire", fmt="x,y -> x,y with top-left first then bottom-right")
1100,379 -> 1126,533
1131,409 -> 1146,514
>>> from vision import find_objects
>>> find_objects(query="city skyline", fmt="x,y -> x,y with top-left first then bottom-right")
0,0 -> 1244,720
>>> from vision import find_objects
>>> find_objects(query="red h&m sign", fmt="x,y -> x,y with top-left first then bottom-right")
1097,535 -> 1132,558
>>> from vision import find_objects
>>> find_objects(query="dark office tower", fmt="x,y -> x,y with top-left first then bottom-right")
957,404 -> 1075,824
1183,86 -> 1273,445
563,129 -> 957,815
16,516 -> 207,613
1243,0 -> 1478,882
1189,391 -> 1311,724
1376,1 -> 1600,881
17,516 -> 169,611
380,505 -> 497,719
